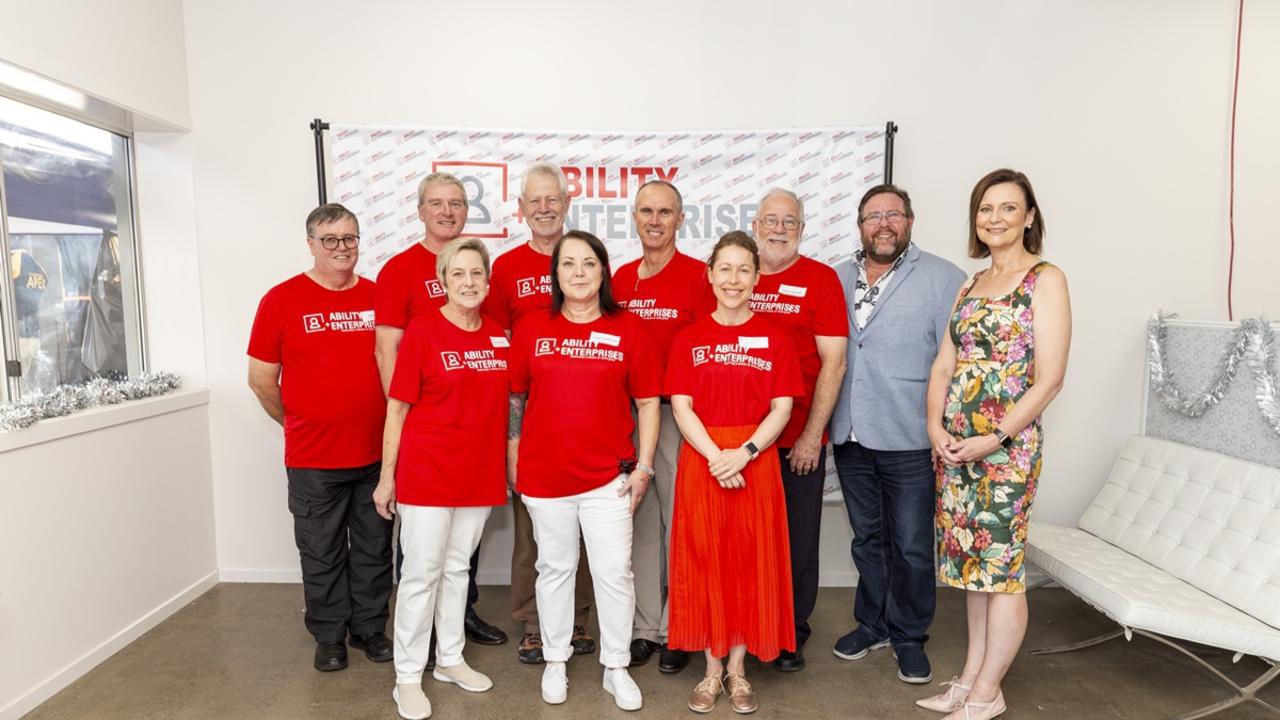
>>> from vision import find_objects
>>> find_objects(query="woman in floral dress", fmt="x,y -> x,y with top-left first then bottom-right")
918,169 -> 1072,720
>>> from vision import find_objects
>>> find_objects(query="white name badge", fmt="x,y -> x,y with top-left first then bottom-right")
738,336 -> 769,350
589,331 -> 622,347
778,284 -> 807,298
490,336 -> 510,348
358,310 -> 375,323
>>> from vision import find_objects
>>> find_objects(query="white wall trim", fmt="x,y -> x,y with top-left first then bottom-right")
0,387 -> 209,454
218,568 -> 302,583
0,570 -> 218,720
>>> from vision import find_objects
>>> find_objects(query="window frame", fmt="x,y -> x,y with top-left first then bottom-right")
0,89 -> 148,402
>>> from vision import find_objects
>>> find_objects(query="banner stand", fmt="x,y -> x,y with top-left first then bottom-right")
884,121 -> 898,184
309,118 -> 329,205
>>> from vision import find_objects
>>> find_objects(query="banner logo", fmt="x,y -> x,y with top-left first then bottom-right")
434,160 -> 509,239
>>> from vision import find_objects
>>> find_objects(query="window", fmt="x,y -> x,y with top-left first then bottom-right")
0,95 -> 144,402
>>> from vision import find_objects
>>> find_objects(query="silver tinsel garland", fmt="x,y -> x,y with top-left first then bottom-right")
0,372 -> 182,432
1148,312 -> 1280,437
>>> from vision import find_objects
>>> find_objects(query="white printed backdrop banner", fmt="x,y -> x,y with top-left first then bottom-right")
326,124 -> 891,500
327,125 -> 888,277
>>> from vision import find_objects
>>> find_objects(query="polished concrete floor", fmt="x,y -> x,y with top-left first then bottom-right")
25,584 -> 1280,719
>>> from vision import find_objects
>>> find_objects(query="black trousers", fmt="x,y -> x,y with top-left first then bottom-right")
777,446 -> 826,649
287,462 -> 393,643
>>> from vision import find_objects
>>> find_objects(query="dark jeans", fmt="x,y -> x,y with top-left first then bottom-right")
833,442 -> 936,648
287,462 -> 393,644
778,446 -> 826,649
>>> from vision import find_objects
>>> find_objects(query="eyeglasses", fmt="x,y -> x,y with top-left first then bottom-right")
758,215 -> 800,231
859,211 -> 908,225
313,234 -> 360,250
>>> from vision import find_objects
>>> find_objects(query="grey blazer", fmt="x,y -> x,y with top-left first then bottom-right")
830,244 -> 966,451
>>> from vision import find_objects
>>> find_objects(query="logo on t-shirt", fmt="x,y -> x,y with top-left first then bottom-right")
443,348 -> 507,372
623,297 -> 679,321
701,343 -> 773,372
441,352 -> 463,371
535,338 -> 558,357
692,346 -> 711,367
301,310 -> 376,333
425,279 -> 445,298
749,292 -> 802,315
516,275 -> 552,299
303,314 -> 325,333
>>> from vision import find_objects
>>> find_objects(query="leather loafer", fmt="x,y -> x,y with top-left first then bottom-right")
349,631 -> 393,663
571,625 -> 595,655
772,649 -> 805,672
314,641 -> 348,672
518,632 -> 545,664
630,639 -> 660,666
464,609 -> 508,645
658,646 -> 690,674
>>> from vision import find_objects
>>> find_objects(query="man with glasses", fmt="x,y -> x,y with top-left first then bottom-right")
830,184 -> 965,684
374,172 -> 509,653
482,162 -> 596,664
248,203 -> 393,672
748,188 -> 848,672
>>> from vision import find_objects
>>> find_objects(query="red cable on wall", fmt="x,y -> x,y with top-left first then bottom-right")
1227,0 -> 1244,321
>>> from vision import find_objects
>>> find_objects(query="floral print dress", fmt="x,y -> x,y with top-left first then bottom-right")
936,262 -> 1049,593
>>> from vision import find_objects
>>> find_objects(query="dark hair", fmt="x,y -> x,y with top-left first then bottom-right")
634,179 -> 683,210
549,230 -> 622,316
857,184 -> 914,220
708,231 -> 759,271
305,203 -> 359,236
967,169 -> 1045,258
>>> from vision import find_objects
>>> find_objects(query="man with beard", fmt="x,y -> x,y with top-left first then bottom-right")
830,184 -> 965,684
748,188 -> 848,672
483,162 -> 596,664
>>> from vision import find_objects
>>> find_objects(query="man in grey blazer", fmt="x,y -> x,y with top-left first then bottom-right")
829,184 -> 966,684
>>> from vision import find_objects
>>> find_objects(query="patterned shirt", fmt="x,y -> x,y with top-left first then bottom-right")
851,242 -> 913,331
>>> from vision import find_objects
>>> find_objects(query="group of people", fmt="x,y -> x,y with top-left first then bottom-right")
248,165 -> 1071,720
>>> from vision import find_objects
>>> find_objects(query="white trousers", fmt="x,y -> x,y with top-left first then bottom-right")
393,504 -> 491,683
524,476 -> 635,668
630,405 -> 681,642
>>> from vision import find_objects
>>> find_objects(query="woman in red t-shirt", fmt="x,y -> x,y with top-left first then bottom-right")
373,238 -> 508,720
508,230 -> 661,712
665,232 -> 804,715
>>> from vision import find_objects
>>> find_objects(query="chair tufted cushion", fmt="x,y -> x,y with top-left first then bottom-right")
1073,435 -> 1280,630
1027,521 -> 1280,661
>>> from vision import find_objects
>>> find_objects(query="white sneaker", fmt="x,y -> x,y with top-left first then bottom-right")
432,660 -> 493,692
392,684 -> 432,720
603,667 -> 643,711
541,661 -> 568,705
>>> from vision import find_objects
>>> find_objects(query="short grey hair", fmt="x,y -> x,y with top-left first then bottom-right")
758,187 -> 805,222
521,162 -> 568,197
436,237 -> 491,282
305,203 -> 359,236
417,172 -> 468,207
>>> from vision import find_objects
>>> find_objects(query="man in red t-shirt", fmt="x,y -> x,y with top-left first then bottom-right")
748,188 -> 849,672
483,162 -> 596,664
248,204 -> 392,673
613,180 -> 713,674
373,172 -> 507,648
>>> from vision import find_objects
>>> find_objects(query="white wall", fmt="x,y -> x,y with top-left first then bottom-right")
0,0 -> 191,130
0,1 -> 215,716
183,0 -> 1280,581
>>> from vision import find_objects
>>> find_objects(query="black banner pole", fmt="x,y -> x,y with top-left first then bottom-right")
310,118 -> 330,205
884,121 -> 898,185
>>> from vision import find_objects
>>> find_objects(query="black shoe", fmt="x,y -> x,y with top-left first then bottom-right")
773,649 -> 805,672
518,632 -> 545,664
349,631 -> 393,663
464,608 -> 508,645
893,644 -> 933,684
314,641 -> 348,672
658,646 -> 690,674
629,639 -> 660,666
571,625 -> 595,655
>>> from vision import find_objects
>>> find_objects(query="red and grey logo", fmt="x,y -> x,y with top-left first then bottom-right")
303,314 -> 326,333
534,338 -> 557,357
441,352 -> 463,371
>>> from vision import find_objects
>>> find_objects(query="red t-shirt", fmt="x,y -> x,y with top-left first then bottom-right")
482,242 -> 554,334
247,274 -> 385,469
748,256 -> 848,446
509,311 -> 662,498
375,243 -> 446,328
665,314 -> 803,428
613,251 -> 715,375
388,311 -> 509,507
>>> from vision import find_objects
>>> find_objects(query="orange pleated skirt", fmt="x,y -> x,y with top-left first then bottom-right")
666,425 -> 796,660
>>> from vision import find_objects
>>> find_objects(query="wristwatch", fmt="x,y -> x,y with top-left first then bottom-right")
636,462 -> 656,478
992,429 -> 1013,448
743,441 -> 760,460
